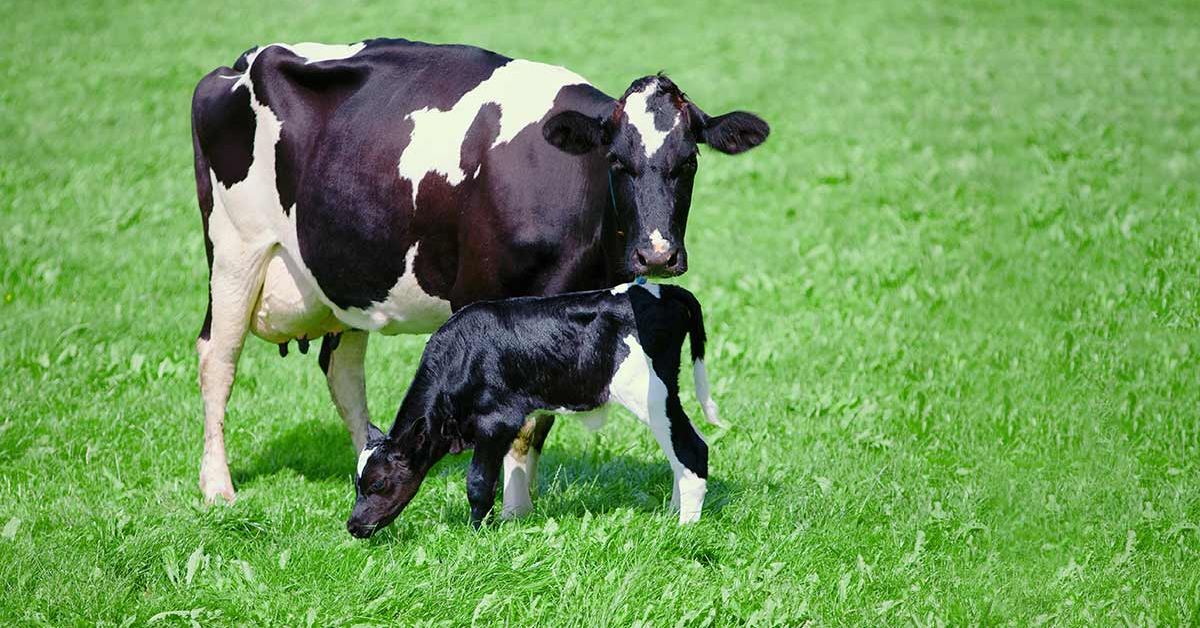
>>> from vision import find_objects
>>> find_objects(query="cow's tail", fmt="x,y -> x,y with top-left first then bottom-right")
665,286 -> 725,428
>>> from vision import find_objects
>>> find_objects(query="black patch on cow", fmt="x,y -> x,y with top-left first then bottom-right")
192,69 -> 256,187
247,46 -> 370,215
292,42 -> 510,309
191,96 -> 217,341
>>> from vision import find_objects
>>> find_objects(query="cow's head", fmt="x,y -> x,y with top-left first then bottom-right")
346,422 -> 435,538
543,74 -> 769,278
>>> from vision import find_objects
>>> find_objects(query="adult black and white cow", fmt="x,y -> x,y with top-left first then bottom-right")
190,38 -> 768,507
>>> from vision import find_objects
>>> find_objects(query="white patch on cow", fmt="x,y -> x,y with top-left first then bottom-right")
287,41 -> 365,64
692,359 -> 724,428
341,244 -> 452,335
356,447 -> 376,478
549,406 -> 610,431
624,80 -> 678,159
609,281 -> 661,298
649,229 -> 671,254
250,248 -> 342,343
397,59 -> 591,206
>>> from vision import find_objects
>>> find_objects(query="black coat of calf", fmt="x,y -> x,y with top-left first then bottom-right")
347,282 -> 722,536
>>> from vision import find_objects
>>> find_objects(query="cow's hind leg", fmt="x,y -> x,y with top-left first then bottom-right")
320,330 -> 371,452
501,413 -> 555,519
197,245 -> 271,504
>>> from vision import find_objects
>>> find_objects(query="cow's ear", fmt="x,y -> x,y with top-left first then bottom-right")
366,422 -> 385,443
543,111 -> 608,155
688,104 -> 769,155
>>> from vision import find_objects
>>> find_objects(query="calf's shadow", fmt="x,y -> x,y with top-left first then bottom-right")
234,421 -> 738,522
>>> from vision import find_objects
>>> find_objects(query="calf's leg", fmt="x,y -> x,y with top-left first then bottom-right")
468,424 -> 519,528
501,414 -> 555,519
608,336 -> 708,524
662,396 -> 709,523
320,330 -> 371,451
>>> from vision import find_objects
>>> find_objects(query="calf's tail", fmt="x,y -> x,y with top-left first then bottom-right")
666,287 -> 725,428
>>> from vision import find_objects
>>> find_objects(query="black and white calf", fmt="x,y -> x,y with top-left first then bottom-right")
346,282 -> 723,537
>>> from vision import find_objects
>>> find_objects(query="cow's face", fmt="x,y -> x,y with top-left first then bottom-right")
346,423 -> 431,538
544,75 -> 769,279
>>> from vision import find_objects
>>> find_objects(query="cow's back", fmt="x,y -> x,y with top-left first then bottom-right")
192,39 -> 614,337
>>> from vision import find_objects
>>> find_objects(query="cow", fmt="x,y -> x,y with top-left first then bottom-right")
347,281 -> 723,536
190,38 -> 768,507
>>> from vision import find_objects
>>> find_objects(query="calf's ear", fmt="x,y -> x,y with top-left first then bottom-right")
543,111 -> 609,155
367,423 -> 385,443
688,103 -> 770,155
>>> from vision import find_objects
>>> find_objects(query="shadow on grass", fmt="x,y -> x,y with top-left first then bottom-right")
527,450 -> 740,521
233,422 -> 740,525
232,421 -> 356,484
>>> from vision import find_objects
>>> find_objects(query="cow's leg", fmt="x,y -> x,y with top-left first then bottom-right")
197,245 -> 272,504
469,422 -> 520,528
501,413 -> 555,519
320,330 -> 371,451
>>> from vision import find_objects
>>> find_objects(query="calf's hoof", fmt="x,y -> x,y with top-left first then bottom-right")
500,500 -> 533,520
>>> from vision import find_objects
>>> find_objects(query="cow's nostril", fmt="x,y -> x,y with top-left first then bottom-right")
667,250 -> 679,267
635,251 -> 648,267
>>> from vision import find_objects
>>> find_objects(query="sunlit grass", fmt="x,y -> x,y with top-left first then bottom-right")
1,0 -> 1199,624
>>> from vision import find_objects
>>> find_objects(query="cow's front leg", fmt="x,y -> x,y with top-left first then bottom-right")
468,426 -> 518,528
501,413 -> 555,519
197,244 -> 272,504
320,330 -> 371,451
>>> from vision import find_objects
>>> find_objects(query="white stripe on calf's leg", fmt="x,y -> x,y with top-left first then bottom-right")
501,448 -> 534,519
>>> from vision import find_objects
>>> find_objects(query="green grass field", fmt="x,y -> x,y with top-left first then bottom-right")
3,0 -> 1200,624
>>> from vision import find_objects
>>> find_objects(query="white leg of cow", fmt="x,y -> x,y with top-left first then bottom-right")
197,246 -> 271,504
323,330 -> 371,451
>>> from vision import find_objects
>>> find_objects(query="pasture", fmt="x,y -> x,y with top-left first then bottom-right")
2,0 -> 1199,624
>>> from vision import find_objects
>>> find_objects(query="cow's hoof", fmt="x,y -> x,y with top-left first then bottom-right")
199,477 -> 236,505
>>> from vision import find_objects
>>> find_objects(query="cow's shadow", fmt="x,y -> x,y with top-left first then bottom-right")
232,421 -> 357,484
235,421 -> 738,524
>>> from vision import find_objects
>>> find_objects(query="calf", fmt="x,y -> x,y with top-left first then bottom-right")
347,281 -> 724,536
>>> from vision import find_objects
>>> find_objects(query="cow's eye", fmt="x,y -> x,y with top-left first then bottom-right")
369,479 -> 386,493
672,155 -> 698,177
607,153 -> 628,173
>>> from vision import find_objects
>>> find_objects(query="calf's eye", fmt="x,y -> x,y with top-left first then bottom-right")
369,479 -> 386,493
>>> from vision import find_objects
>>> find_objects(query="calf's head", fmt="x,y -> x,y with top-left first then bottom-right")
346,422 -> 435,538
544,74 -> 769,279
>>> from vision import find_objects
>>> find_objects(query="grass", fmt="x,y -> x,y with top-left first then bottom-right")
2,0 -> 1200,624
